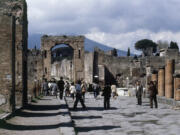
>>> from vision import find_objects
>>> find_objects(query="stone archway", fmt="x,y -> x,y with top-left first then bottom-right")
41,35 -> 85,82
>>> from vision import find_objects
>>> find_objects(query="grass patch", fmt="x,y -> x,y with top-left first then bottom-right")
31,98 -> 38,103
0,109 -> 5,114
35,94 -> 44,100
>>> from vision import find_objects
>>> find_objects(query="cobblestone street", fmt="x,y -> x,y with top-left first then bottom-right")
66,93 -> 180,135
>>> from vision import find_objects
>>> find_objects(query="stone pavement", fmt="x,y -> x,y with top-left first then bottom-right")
66,93 -> 180,135
0,96 -> 75,135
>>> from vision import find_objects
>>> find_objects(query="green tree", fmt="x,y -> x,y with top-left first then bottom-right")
127,47 -> 130,56
135,39 -> 157,55
169,41 -> 179,50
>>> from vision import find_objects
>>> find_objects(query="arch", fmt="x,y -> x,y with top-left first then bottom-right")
41,35 -> 85,82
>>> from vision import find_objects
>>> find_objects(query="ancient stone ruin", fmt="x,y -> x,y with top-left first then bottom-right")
0,0 -> 28,112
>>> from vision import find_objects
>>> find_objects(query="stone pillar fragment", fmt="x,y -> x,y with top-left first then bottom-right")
158,68 -> 165,96
165,59 -> 174,98
174,75 -> 180,101
151,73 -> 158,82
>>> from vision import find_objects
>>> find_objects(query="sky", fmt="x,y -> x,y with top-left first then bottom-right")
26,0 -> 180,54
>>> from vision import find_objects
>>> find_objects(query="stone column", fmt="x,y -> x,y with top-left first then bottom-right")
151,73 -> 158,82
158,68 -> 165,96
165,59 -> 174,98
174,75 -> 180,101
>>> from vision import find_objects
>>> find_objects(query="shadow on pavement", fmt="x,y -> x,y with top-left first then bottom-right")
69,107 -> 117,111
23,104 -> 67,111
14,110 -> 69,117
72,115 -> 102,119
0,119 -> 73,131
75,125 -> 121,132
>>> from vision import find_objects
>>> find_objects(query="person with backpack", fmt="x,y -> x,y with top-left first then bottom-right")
73,80 -> 86,109
148,81 -> 158,108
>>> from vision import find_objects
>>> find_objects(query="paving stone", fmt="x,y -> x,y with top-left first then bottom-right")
66,93 -> 180,135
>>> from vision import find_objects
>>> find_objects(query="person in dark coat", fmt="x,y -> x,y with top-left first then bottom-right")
148,81 -> 158,108
136,81 -> 143,105
73,80 -> 86,109
102,83 -> 111,109
57,77 -> 65,100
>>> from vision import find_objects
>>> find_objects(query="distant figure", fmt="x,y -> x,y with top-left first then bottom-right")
81,81 -> 87,102
51,80 -> 58,98
102,83 -> 111,109
73,80 -> 86,109
93,82 -> 100,99
70,82 -> 76,100
136,81 -> 143,105
58,77 -> 65,100
65,81 -> 70,97
42,79 -> 49,96
148,81 -> 158,108
111,83 -> 118,99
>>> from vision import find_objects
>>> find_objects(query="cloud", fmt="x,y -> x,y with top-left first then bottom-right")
85,29 -> 180,54
26,0 -> 180,52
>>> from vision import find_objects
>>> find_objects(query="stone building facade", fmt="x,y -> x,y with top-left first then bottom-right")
0,0 -> 28,112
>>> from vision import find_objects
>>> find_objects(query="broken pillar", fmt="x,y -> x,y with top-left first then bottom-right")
165,59 -> 174,98
174,74 -> 180,101
158,68 -> 165,96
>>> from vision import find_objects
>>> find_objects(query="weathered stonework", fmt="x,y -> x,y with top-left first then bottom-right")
158,68 -> 165,96
0,0 -> 28,112
174,75 -> 180,101
41,35 -> 85,82
165,59 -> 174,98
28,49 -> 43,98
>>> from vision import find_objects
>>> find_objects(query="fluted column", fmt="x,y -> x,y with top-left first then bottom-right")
165,59 -> 174,98
158,68 -> 165,96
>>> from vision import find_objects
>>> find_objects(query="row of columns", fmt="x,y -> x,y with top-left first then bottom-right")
152,59 -> 180,101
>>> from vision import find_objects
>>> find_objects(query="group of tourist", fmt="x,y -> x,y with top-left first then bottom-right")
42,77 -> 158,110
135,80 -> 158,108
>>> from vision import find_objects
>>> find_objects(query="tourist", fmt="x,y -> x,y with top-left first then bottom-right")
65,81 -> 70,97
102,82 -> 111,109
70,82 -> 76,100
73,80 -> 86,109
51,80 -> 58,98
57,77 -> 65,100
136,81 -> 143,105
93,81 -> 100,99
81,80 -> 87,102
111,83 -> 118,99
42,79 -> 49,96
148,81 -> 158,108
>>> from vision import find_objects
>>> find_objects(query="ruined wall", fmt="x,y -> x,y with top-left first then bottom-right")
28,49 -> 43,98
0,0 -> 28,112
41,35 -> 85,82
51,59 -> 73,81
84,52 -> 94,83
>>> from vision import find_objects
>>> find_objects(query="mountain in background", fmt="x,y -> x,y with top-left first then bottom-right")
28,34 -> 132,56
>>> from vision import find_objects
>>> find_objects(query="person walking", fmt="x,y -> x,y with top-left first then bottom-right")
73,80 -> 86,109
70,82 -> 76,100
111,83 -> 118,99
65,81 -> 70,97
148,81 -> 158,108
42,79 -> 49,96
81,81 -> 87,102
57,77 -> 65,100
51,80 -> 58,98
93,81 -> 100,99
102,82 -> 111,109
136,81 -> 143,105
